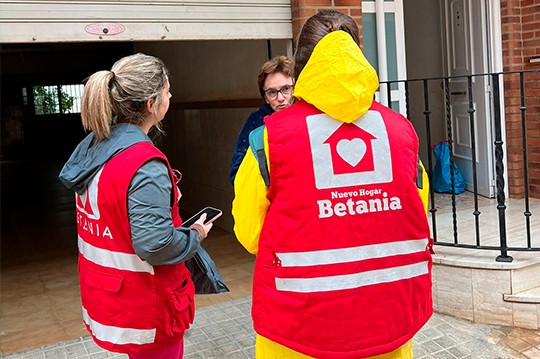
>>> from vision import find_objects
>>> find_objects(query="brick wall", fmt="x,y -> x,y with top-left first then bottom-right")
501,0 -> 540,198
290,0 -> 363,46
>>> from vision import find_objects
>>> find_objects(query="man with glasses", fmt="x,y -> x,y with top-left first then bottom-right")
229,56 -> 294,184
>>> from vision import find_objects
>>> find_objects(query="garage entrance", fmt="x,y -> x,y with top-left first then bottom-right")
0,37 -> 290,354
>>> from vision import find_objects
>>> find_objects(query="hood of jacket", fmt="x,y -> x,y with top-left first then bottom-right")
259,102 -> 274,116
293,31 -> 379,123
59,123 -> 151,195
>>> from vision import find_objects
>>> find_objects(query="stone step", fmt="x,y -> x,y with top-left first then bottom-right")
504,286 -> 540,304
511,261 -> 540,294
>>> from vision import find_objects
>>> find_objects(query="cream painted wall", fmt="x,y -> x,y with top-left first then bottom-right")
404,0 -> 447,167
134,39 -> 291,232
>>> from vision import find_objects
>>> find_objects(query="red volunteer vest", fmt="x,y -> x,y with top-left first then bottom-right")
76,142 -> 194,354
253,100 -> 432,359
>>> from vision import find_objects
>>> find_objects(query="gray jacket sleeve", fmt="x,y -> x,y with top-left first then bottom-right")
127,159 -> 200,266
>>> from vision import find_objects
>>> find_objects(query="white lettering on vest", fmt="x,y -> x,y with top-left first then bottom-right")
318,200 -> 333,218
77,211 -> 114,239
317,192 -> 402,219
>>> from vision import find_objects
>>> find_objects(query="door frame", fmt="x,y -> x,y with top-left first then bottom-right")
362,0 -> 408,116
440,0 -> 503,198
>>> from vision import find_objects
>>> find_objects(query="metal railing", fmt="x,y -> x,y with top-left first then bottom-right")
379,69 -> 540,262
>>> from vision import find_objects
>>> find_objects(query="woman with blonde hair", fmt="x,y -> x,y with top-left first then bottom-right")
233,10 -> 431,359
60,53 -> 212,359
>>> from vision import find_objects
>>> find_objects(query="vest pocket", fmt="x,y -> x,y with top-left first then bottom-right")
83,268 -> 124,324
165,278 -> 195,337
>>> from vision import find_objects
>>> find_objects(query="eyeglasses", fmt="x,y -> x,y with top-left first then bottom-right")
172,169 -> 182,184
264,84 -> 294,100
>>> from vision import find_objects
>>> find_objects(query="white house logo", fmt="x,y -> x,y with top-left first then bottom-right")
306,111 -> 393,190
75,167 -> 103,220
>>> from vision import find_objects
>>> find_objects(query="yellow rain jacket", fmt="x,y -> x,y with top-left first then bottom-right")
233,31 -> 429,359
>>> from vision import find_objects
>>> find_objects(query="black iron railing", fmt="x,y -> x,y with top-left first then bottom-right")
379,69 -> 540,262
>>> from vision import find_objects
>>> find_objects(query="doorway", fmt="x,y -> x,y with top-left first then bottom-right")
442,0 -> 495,197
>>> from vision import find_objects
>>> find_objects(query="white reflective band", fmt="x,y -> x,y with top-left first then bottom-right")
82,307 -> 156,345
78,236 -> 154,274
277,239 -> 428,267
275,261 -> 429,293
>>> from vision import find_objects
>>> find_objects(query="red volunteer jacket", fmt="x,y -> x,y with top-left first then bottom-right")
252,100 -> 432,359
76,142 -> 194,354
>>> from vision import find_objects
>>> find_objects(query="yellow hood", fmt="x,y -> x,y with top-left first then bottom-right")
294,31 -> 379,123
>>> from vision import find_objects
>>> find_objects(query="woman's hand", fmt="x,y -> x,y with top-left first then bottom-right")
189,213 -> 213,242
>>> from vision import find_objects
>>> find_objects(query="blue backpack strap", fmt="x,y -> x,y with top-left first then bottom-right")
249,125 -> 270,186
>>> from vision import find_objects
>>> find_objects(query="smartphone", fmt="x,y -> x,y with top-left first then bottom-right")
182,207 -> 222,228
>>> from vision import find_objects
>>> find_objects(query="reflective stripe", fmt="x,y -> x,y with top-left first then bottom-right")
78,236 -> 154,275
275,261 -> 429,293
82,307 -> 156,345
276,239 -> 428,267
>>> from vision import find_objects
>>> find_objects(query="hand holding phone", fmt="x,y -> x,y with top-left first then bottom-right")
192,214 -> 213,242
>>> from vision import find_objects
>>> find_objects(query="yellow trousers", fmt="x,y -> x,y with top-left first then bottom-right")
255,336 -> 413,359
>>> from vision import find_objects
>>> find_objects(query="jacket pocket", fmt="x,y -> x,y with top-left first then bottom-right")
82,268 -> 124,324
165,278 -> 195,337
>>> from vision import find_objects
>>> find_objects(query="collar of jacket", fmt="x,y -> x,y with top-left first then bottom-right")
294,31 -> 379,124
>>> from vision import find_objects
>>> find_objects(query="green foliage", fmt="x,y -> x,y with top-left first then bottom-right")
33,86 -> 74,115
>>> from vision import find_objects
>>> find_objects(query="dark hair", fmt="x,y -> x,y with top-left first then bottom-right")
257,56 -> 293,98
293,10 -> 360,79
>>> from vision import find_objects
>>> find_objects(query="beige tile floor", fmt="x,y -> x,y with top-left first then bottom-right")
429,191 -> 540,267
3,159 -> 539,356
0,160 -> 255,356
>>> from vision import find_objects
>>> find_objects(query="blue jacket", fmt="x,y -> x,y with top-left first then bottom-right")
229,103 -> 274,184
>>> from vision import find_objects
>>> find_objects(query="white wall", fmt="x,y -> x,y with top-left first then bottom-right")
134,39 -> 291,232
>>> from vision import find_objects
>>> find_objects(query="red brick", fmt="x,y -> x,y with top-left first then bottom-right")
350,8 -> 361,16
523,23 -> 540,32
501,1 -> 521,7
297,0 -> 332,6
509,178 -> 526,186
523,31 -> 535,39
529,129 -> 540,138
503,32 -> 523,41
522,5 -> 540,15
334,0 -> 361,6
502,7 -> 522,16
502,15 -> 522,23
528,138 -> 540,146
503,24 -> 523,31
523,15 -> 536,23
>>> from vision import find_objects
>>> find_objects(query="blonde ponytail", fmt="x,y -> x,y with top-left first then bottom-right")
81,71 -> 114,140
81,53 -> 169,140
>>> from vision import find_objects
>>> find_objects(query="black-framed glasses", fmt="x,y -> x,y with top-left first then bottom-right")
264,84 -> 294,100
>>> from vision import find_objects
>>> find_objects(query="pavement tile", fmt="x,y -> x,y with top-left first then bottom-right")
523,347 -> 540,359
446,346 -> 469,358
0,296 -> 528,359
506,338 -> 533,352
433,336 -> 458,350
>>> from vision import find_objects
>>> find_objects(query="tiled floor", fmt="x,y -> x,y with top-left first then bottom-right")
1,295 -> 537,359
0,160 -> 254,356
3,159 -> 540,357
429,191 -> 540,266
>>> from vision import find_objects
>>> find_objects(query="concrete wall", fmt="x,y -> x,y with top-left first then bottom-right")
403,0 -> 447,168
134,39 -> 291,232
